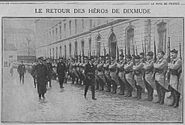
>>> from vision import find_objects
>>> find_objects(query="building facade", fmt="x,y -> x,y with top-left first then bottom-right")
36,18 -> 183,60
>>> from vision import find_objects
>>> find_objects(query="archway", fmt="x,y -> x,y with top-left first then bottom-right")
108,32 -> 117,58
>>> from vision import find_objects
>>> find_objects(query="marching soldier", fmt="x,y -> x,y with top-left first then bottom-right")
17,61 -> 26,84
109,57 -> 119,94
96,57 -> 105,91
153,51 -> 168,105
104,56 -> 111,92
168,49 -> 182,108
143,51 -> 155,101
133,55 -> 145,100
124,55 -> 135,97
35,57 -> 49,101
117,55 -> 126,95
57,58 -> 67,89
84,57 -> 97,100
46,59 -> 53,87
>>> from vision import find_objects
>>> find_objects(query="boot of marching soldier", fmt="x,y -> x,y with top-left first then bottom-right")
168,49 -> 182,108
133,55 -> 145,100
143,51 -> 155,101
124,55 -> 135,97
153,51 -> 168,105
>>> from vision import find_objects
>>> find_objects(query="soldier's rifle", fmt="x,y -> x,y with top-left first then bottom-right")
166,37 -> 171,82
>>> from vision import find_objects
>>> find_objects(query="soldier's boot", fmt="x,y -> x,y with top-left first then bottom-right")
114,84 -> 117,94
159,89 -> 165,105
155,83 -> 161,103
127,87 -> 133,97
137,86 -> 142,100
169,89 -> 175,106
148,88 -> 154,101
96,79 -> 100,90
84,85 -> 88,98
174,91 -> 180,108
106,80 -> 111,92
91,86 -> 97,100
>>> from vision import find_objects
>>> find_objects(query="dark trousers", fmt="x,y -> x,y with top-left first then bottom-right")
111,80 -> 117,94
33,77 -> 36,88
84,84 -> 95,99
19,74 -> 24,84
118,77 -> 125,95
39,93 -> 45,99
124,79 -> 133,97
144,79 -> 154,101
135,85 -> 142,99
58,76 -> 65,88
155,81 -> 166,104
105,76 -> 111,92
168,85 -> 180,107
96,76 -> 105,91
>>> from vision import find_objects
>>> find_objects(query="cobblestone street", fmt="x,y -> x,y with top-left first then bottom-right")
2,68 -> 183,123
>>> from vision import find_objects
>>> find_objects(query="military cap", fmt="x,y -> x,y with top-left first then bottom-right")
38,57 -> 44,60
147,51 -> 153,57
158,50 -> 165,55
126,54 -> 132,59
134,55 -> 140,59
139,52 -> 144,56
170,49 -> 178,54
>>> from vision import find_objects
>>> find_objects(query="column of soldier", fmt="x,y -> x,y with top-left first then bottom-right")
67,48 -> 182,108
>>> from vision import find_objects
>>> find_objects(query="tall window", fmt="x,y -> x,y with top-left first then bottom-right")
52,48 -> 54,59
56,27 -> 58,39
60,46 -> 62,58
75,41 -> 78,56
89,38 -> 92,56
56,47 -> 58,59
50,48 -> 51,58
96,35 -> 101,57
157,21 -> 167,52
81,41 -> 84,55
64,23 -> 66,38
69,20 -> 72,35
82,19 -> 84,30
90,19 -> 92,29
69,43 -> 72,57
75,19 -> 77,34
64,45 -> 67,59
59,25 -> 62,39
126,27 -> 134,55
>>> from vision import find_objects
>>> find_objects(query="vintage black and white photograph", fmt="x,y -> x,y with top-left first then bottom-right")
2,17 -> 183,123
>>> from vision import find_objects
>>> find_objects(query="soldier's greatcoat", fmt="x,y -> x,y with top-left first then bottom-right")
143,59 -> 155,89
133,61 -> 145,90
168,57 -> 182,92
154,57 -> 168,89
35,63 -> 49,95
109,62 -> 119,85
124,61 -> 136,90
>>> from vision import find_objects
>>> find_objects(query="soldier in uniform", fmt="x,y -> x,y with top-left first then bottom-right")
84,57 -> 97,100
46,59 -> 53,87
35,57 -> 49,100
17,61 -> 26,84
133,55 -> 145,100
104,56 -> 111,92
124,55 -> 135,97
153,51 -> 168,105
117,55 -> 126,95
96,57 -> 106,91
168,49 -> 182,108
57,58 -> 67,89
143,51 -> 155,101
109,57 -> 119,94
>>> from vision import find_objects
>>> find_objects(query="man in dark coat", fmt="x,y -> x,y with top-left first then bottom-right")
84,57 -> 97,100
31,61 -> 37,88
46,59 -> 53,87
17,61 -> 26,84
57,58 -> 67,89
35,57 -> 49,100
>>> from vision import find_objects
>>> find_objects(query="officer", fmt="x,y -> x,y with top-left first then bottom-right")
35,57 -> 49,101
17,60 -> 26,84
57,57 -> 67,89
84,57 -> 97,100
109,57 -> 118,94
168,49 -> 182,108
154,51 -> 168,105
46,59 -> 53,87
124,55 -> 135,97
117,54 -> 126,95
143,51 -> 155,101
133,55 -> 145,100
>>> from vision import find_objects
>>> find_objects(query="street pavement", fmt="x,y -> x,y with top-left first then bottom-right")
1,67 -> 183,123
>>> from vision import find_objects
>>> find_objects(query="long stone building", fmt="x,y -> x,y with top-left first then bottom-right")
35,18 -> 183,60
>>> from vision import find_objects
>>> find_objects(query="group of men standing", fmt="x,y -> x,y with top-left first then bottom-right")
16,48 -> 182,107
67,49 -> 182,107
